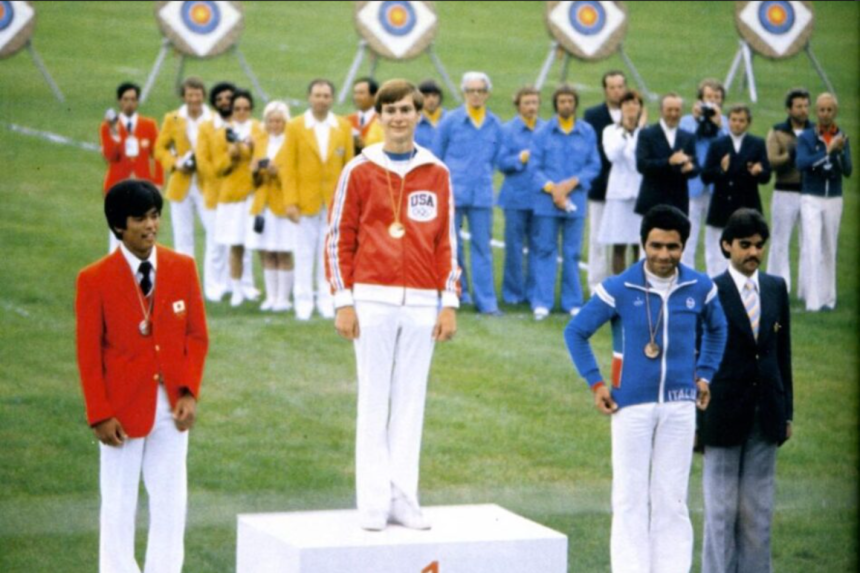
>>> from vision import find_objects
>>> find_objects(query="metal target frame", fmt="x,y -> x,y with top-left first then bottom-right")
142,1 -> 268,104
338,1 -> 461,105
536,1 -> 652,99
725,1 -> 835,102
0,1 -> 64,102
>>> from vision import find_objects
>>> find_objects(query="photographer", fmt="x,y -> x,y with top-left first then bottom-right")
679,79 -> 728,273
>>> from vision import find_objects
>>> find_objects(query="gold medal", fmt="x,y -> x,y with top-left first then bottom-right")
644,341 -> 660,359
389,222 -> 406,239
139,319 -> 151,337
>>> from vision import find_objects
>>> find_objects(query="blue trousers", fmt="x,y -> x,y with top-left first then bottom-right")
531,215 -> 585,312
502,208 -> 535,304
455,206 -> 498,313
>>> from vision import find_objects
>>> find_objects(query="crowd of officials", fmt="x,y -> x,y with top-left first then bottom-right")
100,71 -> 850,319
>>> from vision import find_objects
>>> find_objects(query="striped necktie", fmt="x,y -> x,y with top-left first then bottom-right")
742,279 -> 759,339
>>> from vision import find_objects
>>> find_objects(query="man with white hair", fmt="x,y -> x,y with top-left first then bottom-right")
796,92 -> 852,312
433,71 -> 503,315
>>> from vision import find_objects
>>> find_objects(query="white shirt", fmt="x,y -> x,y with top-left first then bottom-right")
266,133 -> 285,159
119,112 -> 138,135
660,119 -> 677,149
644,265 -> 678,298
231,119 -> 253,142
358,108 -> 376,128
178,104 -> 212,149
603,124 -> 642,201
120,242 -> 157,291
609,107 -> 622,124
727,264 -> 759,298
304,109 -> 338,162
730,132 -> 746,154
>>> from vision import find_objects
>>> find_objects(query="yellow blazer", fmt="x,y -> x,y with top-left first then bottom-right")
250,132 -> 290,216
195,119 -> 231,209
154,109 -> 208,202
217,120 -> 265,204
283,114 -> 355,216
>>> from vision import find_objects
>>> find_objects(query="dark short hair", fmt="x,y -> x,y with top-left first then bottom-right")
105,180 -> 163,239
209,81 -> 236,107
116,82 -> 140,100
308,78 -> 335,96
374,79 -> 424,113
418,79 -> 443,103
619,89 -> 643,107
727,103 -> 752,123
180,76 -> 206,98
513,85 -> 540,108
784,87 -> 810,109
552,84 -> 579,112
720,208 -> 769,258
640,205 -> 691,247
696,78 -> 725,101
355,76 -> 379,96
231,89 -> 254,110
602,70 -> 626,89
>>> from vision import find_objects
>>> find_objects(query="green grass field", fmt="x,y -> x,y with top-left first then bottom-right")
0,2 -> 857,571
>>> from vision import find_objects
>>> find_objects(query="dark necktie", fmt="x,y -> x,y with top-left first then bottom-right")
139,261 -> 153,296
127,121 -> 133,134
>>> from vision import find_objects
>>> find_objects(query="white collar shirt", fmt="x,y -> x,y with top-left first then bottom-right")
730,132 -> 745,154
304,109 -> 338,162
179,104 -> 211,148
728,264 -> 759,297
120,242 -> 158,291
660,119 -> 677,149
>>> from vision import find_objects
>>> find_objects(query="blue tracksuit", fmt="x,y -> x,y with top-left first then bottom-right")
497,115 -> 544,304
529,117 -> 601,312
796,126 -> 853,197
433,106 -> 503,312
415,109 -> 445,150
565,260 -> 727,409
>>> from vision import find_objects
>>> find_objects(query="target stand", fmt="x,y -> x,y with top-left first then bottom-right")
338,1 -> 460,105
0,1 -> 65,103
726,1 -> 835,103
141,1 -> 267,104
536,1 -> 652,99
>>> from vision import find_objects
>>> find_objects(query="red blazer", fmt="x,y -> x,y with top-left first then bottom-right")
100,116 -> 164,193
76,246 -> 208,438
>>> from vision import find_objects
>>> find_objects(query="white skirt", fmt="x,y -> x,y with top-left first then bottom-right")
599,198 -> 642,245
215,197 -> 254,246
245,208 -> 298,252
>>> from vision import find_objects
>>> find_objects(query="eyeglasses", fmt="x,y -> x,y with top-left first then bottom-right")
464,88 -> 488,95
233,106 -> 251,112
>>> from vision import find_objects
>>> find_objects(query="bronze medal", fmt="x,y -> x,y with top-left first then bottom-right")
139,319 -> 151,337
389,222 -> 406,239
644,341 -> 660,359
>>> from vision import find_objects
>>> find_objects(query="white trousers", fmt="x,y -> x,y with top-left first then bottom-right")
99,386 -> 188,573
704,226 -> 728,277
682,191 -> 711,270
353,301 -> 437,515
611,401 -> 696,573
170,183 -> 229,300
766,190 -> 803,295
294,209 -> 333,319
587,200 -> 610,291
800,195 -> 842,311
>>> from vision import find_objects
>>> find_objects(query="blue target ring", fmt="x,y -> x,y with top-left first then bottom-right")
569,1 -> 606,36
0,1 -> 15,32
379,1 -> 416,37
758,0 -> 795,35
181,1 -> 221,35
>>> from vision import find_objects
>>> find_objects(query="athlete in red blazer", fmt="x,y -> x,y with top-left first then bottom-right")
100,82 -> 164,194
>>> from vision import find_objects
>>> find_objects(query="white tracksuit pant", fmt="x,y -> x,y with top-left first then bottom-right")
611,401 -> 697,573
704,226 -> 728,278
800,194 -> 842,311
766,189 -> 804,295
682,190 -> 711,270
294,208 -> 333,319
353,300 -> 437,515
99,385 -> 188,573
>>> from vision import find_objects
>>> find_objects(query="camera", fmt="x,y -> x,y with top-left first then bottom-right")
257,158 -> 270,169
225,128 -> 239,143
104,108 -> 118,123
696,102 -> 719,138
183,153 -> 196,171
700,102 -> 717,120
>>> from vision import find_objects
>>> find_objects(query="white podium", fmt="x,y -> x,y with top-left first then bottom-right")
236,504 -> 568,573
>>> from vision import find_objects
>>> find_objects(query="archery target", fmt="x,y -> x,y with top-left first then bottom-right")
546,1 -> 627,61
0,0 -> 35,59
355,1 -> 438,60
736,0 -> 813,59
156,0 -> 243,58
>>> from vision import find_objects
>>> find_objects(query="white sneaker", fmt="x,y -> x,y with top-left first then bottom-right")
272,300 -> 293,312
318,304 -> 335,319
260,298 -> 274,311
533,307 -> 549,321
230,289 -> 245,308
390,499 -> 431,530
242,285 -> 261,301
569,307 -> 581,317
359,511 -> 387,532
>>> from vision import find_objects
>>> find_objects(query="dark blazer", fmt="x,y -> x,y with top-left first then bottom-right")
700,271 -> 793,447
634,123 -> 699,215
701,133 -> 772,228
583,103 -> 615,202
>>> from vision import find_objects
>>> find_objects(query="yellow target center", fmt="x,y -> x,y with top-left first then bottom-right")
191,4 -> 210,24
768,5 -> 786,25
580,6 -> 597,26
390,7 -> 407,26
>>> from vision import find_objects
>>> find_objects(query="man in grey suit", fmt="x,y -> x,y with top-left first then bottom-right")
699,208 -> 793,573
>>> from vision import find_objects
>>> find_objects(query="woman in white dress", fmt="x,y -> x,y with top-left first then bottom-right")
599,90 -> 644,274
247,101 -> 297,312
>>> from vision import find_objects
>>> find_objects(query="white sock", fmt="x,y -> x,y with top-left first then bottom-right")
264,269 -> 278,304
278,270 -> 294,306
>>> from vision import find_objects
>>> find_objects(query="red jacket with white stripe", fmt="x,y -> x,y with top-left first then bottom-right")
326,144 -> 461,308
